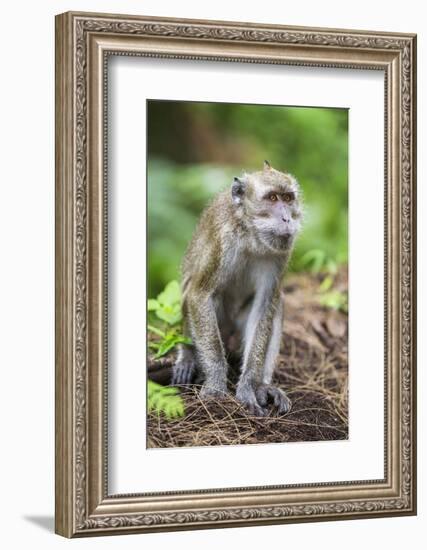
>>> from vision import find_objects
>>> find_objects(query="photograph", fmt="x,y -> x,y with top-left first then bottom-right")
146,99 -> 349,448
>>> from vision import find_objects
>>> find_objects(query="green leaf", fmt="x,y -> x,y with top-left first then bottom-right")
157,280 -> 181,307
147,281 -> 190,358
154,333 -> 192,358
148,280 -> 183,325
319,274 -> 334,293
147,380 -> 185,420
155,338 -> 179,359
318,290 -> 348,312
148,341 -> 160,351
147,324 -> 166,338
155,306 -> 182,326
325,258 -> 338,275
300,249 -> 327,273
147,299 -> 160,311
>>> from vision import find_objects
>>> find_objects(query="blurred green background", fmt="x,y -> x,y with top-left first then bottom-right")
147,100 -> 348,298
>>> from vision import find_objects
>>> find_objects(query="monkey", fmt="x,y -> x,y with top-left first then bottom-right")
172,161 -> 302,416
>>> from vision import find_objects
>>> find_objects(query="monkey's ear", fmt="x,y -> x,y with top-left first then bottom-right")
263,160 -> 272,170
231,177 -> 245,205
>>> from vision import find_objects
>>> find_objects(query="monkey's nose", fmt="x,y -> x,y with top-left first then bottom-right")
282,216 -> 290,223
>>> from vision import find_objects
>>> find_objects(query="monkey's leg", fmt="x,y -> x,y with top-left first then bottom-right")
172,344 -> 198,386
188,294 -> 229,398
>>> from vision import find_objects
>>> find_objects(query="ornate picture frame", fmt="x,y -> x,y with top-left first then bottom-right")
55,11 -> 417,537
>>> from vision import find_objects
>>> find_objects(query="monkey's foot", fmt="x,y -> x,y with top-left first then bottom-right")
199,382 -> 228,399
235,385 -> 267,417
256,384 -> 292,415
171,359 -> 197,386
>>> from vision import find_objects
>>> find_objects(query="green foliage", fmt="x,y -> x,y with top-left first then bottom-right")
147,101 -> 348,296
297,249 -> 349,279
318,274 -> 334,292
147,380 -> 185,419
148,280 -> 183,325
297,250 -> 348,313
148,325 -> 191,359
298,249 -> 338,275
316,272 -> 348,313
317,289 -> 348,313
147,281 -> 189,421
147,280 -> 191,358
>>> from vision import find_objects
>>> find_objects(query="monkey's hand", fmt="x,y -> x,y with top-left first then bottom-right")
172,359 -> 197,386
235,383 -> 267,417
256,384 -> 292,415
172,345 -> 199,386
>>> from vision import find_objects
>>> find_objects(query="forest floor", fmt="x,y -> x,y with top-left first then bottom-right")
147,268 -> 348,448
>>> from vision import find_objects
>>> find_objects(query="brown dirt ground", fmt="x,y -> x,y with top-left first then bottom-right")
147,269 -> 348,448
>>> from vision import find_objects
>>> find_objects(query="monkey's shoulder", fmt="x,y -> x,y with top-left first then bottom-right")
188,192 -> 244,246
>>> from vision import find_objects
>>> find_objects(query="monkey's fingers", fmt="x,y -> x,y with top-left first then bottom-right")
256,385 -> 291,415
171,361 -> 196,386
274,390 -> 292,415
236,386 -> 267,417
247,402 -> 267,417
255,386 -> 269,407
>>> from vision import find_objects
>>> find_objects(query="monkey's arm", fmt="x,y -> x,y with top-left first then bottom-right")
187,290 -> 229,396
236,285 -> 291,415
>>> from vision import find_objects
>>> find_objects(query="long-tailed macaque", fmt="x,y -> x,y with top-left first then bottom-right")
172,161 -> 302,416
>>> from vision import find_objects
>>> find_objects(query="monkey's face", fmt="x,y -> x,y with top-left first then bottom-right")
232,163 -> 302,252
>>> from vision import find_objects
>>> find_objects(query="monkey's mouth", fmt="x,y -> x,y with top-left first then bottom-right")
277,233 -> 292,244
263,231 -> 294,250
274,226 -> 296,239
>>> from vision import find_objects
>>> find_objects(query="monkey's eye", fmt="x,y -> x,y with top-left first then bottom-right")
282,192 -> 294,203
267,193 -> 278,202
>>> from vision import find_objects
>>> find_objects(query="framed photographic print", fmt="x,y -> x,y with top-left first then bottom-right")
55,11 -> 417,537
